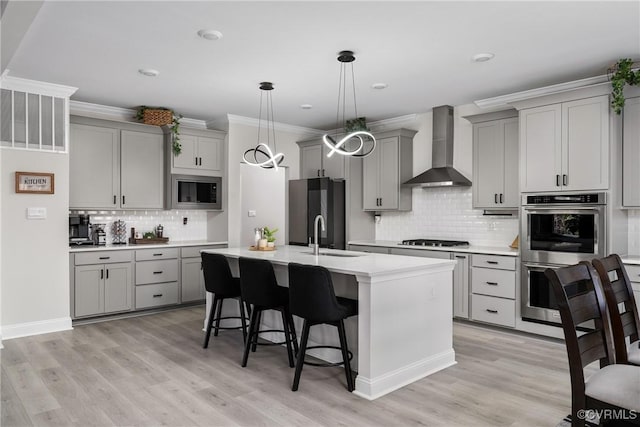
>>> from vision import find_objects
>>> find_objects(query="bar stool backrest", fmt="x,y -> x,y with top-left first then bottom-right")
288,263 -> 345,323
239,257 -> 281,306
201,252 -> 237,296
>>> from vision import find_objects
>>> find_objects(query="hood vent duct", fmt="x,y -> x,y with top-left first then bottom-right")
404,105 -> 471,188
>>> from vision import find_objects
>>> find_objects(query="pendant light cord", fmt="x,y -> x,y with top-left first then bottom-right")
334,61 -> 359,137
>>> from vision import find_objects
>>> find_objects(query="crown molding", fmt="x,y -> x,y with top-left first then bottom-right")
70,100 -> 208,129
474,74 -> 610,109
0,73 -> 77,97
367,114 -> 420,132
226,114 -> 324,136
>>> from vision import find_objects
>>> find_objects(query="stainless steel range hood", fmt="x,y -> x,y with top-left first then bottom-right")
404,105 -> 471,188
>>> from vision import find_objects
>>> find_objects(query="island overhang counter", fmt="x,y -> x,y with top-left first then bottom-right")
201,245 -> 457,400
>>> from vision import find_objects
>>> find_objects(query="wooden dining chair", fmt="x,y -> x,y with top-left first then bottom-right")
592,254 -> 640,366
545,262 -> 640,427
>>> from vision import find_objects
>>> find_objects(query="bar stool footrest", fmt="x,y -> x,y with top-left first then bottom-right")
210,315 -> 249,330
303,345 -> 353,367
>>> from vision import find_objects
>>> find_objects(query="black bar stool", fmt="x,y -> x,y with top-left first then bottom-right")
288,262 -> 358,392
239,257 -> 298,367
202,252 -> 249,349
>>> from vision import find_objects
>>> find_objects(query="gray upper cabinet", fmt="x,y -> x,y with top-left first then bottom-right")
69,124 -> 119,209
467,111 -> 519,209
363,128 -> 415,211
520,95 -> 609,192
623,97 -> 640,207
121,130 -> 164,209
297,138 -> 345,179
70,117 -> 165,209
172,131 -> 224,176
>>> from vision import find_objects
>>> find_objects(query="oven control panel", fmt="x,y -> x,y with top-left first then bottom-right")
524,192 -> 605,205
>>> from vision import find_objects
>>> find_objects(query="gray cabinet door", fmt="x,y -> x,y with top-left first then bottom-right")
519,104 -> 562,192
104,262 -> 132,313
300,143 -> 322,178
321,144 -> 345,179
75,265 -> 104,317
173,133 -> 198,170
624,97 -> 640,206
120,130 -> 164,209
562,96 -> 609,191
452,253 -> 469,319
69,124 -> 119,209
181,258 -> 205,302
378,137 -> 399,209
362,143 -> 380,210
198,136 -> 222,172
502,119 -> 519,207
473,121 -> 504,208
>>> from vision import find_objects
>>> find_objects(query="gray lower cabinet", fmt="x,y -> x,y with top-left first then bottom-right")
73,251 -> 133,318
135,249 -> 179,309
470,254 -> 517,327
180,245 -> 227,303
452,253 -> 469,319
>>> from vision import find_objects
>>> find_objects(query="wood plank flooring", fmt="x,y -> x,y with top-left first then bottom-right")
2,306 -> 578,426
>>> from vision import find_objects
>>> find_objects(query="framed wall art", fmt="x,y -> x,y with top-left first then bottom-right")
15,171 -> 55,194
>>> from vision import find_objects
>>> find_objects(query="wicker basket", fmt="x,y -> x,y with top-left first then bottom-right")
143,109 -> 173,126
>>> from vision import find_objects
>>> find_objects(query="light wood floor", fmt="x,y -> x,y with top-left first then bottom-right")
2,306 -> 576,426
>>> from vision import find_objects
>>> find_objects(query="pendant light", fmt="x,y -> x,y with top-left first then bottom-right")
322,50 -> 376,158
243,82 -> 285,170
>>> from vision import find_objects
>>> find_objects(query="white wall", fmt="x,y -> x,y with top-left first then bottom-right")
226,120 -> 317,246
1,149 -> 71,338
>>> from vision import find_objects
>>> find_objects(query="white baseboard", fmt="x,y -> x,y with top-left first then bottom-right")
353,349 -> 457,400
1,317 -> 73,340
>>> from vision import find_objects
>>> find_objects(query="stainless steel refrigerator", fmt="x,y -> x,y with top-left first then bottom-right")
288,178 -> 345,249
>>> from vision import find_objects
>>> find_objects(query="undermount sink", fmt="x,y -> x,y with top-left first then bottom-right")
302,251 -> 363,258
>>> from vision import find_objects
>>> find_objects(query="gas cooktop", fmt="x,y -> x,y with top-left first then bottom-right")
399,239 -> 470,247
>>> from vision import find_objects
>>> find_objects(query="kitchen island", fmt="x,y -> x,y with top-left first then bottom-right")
202,245 -> 456,400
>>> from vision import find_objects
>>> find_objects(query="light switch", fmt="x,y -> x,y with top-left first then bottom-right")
248,210 -> 256,217
26,207 -> 47,220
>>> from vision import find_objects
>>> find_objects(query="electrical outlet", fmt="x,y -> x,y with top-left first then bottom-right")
248,210 -> 256,217
183,217 -> 188,225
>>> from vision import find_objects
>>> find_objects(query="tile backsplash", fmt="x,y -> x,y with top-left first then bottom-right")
81,210 -> 208,244
375,187 -> 519,247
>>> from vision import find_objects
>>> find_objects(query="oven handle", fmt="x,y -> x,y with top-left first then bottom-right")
523,207 -> 603,213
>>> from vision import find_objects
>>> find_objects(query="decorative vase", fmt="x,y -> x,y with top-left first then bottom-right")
267,241 -> 275,248
258,239 -> 267,248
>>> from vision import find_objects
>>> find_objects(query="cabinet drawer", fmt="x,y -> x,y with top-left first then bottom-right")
135,282 -> 178,309
472,268 -> 516,299
75,250 -> 133,265
136,260 -> 178,284
471,294 -> 515,327
181,245 -> 226,259
472,254 -> 516,271
625,264 -> 640,283
135,248 -> 178,261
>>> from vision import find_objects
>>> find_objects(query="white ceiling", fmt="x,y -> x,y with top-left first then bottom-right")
7,1 -> 640,129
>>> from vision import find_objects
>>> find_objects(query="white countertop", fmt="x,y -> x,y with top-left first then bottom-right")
69,240 -> 228,253
348,240 -> 519,257
202,245 -> 455,278
621,255 -> 640,265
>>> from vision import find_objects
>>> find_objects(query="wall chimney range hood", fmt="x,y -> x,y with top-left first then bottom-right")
404,105 -> 471,188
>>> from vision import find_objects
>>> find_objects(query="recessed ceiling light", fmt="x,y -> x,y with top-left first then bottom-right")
138,68 -> 159,77
300,104 -> 313,110
198,29 -> 223,41
472,53 -> 495,63
371,83 -> 388,90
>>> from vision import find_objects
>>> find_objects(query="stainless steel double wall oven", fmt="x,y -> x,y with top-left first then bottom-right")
520,193 -> 606,325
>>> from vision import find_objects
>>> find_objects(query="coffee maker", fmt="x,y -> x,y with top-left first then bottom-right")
69,214 -> 93,246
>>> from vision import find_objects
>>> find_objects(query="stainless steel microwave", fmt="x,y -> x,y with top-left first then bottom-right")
167,174 -> 222,210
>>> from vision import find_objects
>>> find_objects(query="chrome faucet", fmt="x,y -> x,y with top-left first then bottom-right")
313,214 -> 325,255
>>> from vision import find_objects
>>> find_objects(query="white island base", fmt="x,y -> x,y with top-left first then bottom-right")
202,246 -> 456,400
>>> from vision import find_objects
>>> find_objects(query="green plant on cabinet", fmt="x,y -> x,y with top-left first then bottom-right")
608,58 -> 640,114
135,106 -> 183,155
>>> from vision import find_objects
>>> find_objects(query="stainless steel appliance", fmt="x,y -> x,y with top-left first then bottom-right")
288,178 -> 345,249
92,223 -> 107,246
520,192 -> 606,325
69,214 -> 92,246
399,239 -> 469,247
167,174 -> 222,210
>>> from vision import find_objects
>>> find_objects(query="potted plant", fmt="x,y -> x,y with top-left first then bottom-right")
263,226 -> 278,248
344,117 -> 369,133
135,106 -> 183,155
608,58 -> 640,114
